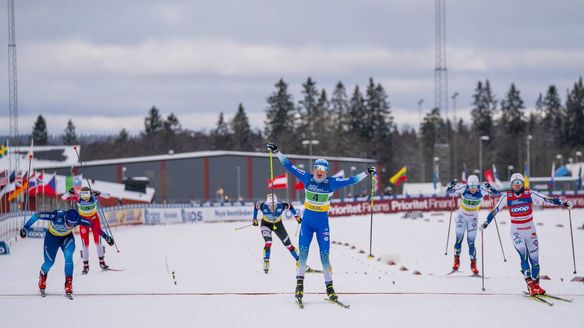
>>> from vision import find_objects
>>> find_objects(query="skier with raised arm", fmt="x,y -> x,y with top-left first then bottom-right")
266,142 -> 375,308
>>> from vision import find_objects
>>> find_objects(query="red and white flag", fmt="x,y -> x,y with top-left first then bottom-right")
267,173 -> 288,189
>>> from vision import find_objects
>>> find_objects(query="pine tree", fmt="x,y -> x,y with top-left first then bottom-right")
144,106 -> 163,137
565,77 -> 584,147
348,85 -> 366,140
264,79 -> 297,151
115,128 -> 129,144
498,83 -> 527,169
297,77 -> 319,146
212,112 -> 232,150
163,113 -> 181,136
471,80 -> 497,140
31,115 -> 48,145
420,108 -> 445,181
231,103 -> 253,151
62,119 -> 77,145
330,82 -> 351,155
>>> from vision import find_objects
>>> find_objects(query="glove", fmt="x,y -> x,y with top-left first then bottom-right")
449,179 -> 458,188
563,201 -> 573,209
479,222 -> 489,231
92,190 -> 101,197
266,142 -> 279,153
366,167 -> 376,175
295,215 -> 302,224
252,219 -> 258,226
105,236 -> 115,246
68,187 -> 75,194
483,182 -> 492,190
19,228 -> 27,239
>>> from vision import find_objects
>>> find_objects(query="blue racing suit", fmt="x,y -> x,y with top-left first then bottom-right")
276,151 -> 368,283
23,210 -> 109,278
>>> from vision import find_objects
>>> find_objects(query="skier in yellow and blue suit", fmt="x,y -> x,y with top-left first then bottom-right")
266,142 -> 375,304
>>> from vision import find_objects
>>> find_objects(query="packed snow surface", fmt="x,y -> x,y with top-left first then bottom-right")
1,209 -> 583,328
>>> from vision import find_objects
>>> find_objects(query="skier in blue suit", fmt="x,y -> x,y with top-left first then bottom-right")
20,209 -> 114,297
266,142 -> 375,303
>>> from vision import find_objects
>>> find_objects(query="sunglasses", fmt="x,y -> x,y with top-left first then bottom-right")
511,180 -> 524,186
313,165 -> 328,172
469,184 -> 479,189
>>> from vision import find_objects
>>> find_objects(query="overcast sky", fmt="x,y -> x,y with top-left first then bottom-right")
0,0 -> 582,136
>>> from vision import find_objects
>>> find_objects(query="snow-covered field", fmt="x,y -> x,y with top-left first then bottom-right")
1,209 -> 583,328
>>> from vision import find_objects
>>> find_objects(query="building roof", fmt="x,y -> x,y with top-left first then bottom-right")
42,150 -> 376,169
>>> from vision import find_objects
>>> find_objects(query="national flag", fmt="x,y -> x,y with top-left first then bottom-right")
0,170 -> 7,187
0,141 -> 7,159
483,168 -> 495,184
8,171 -> 31,202
492,164 -> 503,188
41,173 -> 57,196
389,166 -> 407,186
267,173 -> 288,189
27,171 -> 44,196
73,174 -> 83,193
372,174 -> 380,191
461,165 -> 467,184
294,181 -> 304,190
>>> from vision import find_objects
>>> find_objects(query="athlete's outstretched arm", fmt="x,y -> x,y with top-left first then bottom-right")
331,172 -> 368,189
484,194 -> 507,227
531,190 -> 562,205
446,184 -> 466,196
275,151 -> 311,184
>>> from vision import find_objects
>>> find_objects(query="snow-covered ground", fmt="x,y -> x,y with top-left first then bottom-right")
1,209 -> 583,328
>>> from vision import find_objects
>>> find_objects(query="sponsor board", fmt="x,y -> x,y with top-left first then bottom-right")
103,208 -> 144,226
144,208 -> 182,225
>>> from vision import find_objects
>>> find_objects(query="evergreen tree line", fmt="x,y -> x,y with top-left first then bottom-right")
26,76 -> 584,185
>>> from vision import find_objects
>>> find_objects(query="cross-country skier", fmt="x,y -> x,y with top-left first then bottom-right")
266,142 -> 375,305
19,209 -> 114,298
446,175 -> 500,275
480,173 -> 572,296
252,193 -> 302,273
62,186 -> 110,273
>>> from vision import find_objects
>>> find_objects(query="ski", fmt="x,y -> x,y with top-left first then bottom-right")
446,269 -> 460,275
324,298 -> 350,309
101,267 -> 126,272
295,298 -> 304,309
523,293 -> 553,306
65,293 -> 74,301
523,292 -> 572,303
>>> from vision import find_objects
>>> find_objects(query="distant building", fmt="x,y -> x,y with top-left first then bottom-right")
43,150 -> 377,203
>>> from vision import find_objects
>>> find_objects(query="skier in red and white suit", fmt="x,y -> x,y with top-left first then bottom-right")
480,173 -> 572,296
62,186 -> 110,273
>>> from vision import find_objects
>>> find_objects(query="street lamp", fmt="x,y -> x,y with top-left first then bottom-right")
433,157 -> 440,188
576,151 -> 582,163
479,136 -> 490,179
526,135 -> 533,177
302,140 -> 319,168
451,92 -> 459,123
507,165 -> 514,180
556,154 -> 563,166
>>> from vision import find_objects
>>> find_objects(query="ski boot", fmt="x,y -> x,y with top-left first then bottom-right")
526,278 -> 544,296
81,261 -> 90,275
325,281 -> 338,302
470,259 -> 479,275
64,276 -> 73,298
99,257 -> 109,271
452,255 -> 460,271
38,271 -> 47,296
263,259 -> 270,274
532,279 -> 546,295
295,278 -> 304,302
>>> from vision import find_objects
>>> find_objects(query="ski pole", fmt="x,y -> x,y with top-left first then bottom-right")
294,221 -> 300,237
368,174 -> 375,259
481,229 -> 485,291
444,196 -> 455,255
22,152 -> 33,226
493,217 -> 507,262
234,223 -> 254,231
269,149 -> 276,231
568,209 -> 577,274
72,146 -> 119,253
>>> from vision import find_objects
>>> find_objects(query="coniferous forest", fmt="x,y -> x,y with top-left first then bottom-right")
26,77 -> 584,186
